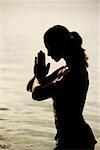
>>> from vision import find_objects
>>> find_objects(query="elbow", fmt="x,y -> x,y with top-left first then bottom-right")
32,86 -> 50,101
32,92 -> 37,100
32,87 -> 43,101
32,92 -> 40,101
32,88 -> 40,100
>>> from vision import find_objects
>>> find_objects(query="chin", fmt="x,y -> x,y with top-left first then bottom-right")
52,57 -> 61,62
55,59 -> 60,62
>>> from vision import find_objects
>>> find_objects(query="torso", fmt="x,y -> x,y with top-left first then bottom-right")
52,67 -> 97,147
53,67 -> 89,114
52,67 -> 91,138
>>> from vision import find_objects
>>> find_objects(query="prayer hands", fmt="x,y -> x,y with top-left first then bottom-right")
34,51 -> 50,82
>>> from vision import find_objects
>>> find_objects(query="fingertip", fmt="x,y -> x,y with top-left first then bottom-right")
48,63 -> 50,68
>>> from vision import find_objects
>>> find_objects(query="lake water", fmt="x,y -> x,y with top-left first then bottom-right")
0,1 -> 100,149
0,34 -> 100,150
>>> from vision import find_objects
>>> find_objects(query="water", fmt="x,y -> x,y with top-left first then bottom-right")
0,38 -> 55,149
0,1 -> 100,149
0,34 -> 99,150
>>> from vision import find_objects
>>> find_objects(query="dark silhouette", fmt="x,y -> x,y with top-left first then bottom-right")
27,25 -> 97,150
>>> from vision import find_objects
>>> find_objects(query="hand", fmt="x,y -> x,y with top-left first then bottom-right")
34,51 -> 50,82
27,77 -> 35,92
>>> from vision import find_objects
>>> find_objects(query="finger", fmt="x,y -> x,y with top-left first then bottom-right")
35,57 -> 38,65
26,84 -> 31,92
47,63 -> 50,69
38,52 -> 41,65
41,51 -> 45,66
38,51 -> 45,66
40,50 -> 45,56
47,63 -> 50,72
34,57 -> 38,74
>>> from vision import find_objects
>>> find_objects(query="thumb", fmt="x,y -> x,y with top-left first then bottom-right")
46,63 -> 50,73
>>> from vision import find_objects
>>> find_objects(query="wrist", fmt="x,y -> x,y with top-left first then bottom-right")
37,77 -> 45,84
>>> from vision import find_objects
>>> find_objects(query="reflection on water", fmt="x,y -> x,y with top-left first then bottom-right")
0,34 -> 100,150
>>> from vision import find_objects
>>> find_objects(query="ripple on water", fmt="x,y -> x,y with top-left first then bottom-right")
0,107 -> 9,111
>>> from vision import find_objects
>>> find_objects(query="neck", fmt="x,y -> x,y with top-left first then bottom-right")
63,57 -> 86,71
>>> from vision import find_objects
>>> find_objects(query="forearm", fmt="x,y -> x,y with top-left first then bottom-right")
32,76 -> 55,100
40,66 -> 65,85
31,66 -> 65,100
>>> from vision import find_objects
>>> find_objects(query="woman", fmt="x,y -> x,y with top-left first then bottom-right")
27,25 -> 97,150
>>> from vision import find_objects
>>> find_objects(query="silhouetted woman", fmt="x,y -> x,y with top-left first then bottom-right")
27,25 -> 97,150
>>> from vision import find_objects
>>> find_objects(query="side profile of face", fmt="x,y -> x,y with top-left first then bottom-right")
45,41 -> 63,62
43,25 -> 86,68
44,25 -> 70,62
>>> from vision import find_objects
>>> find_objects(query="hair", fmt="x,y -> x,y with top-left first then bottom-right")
68,31 -> 88,68
44,25 -> 88,68
44,25 -> 70,50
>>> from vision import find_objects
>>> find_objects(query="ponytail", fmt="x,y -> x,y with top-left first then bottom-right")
69,31 -> 82,49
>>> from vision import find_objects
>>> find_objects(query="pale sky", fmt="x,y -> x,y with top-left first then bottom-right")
0,0 -> 99,71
